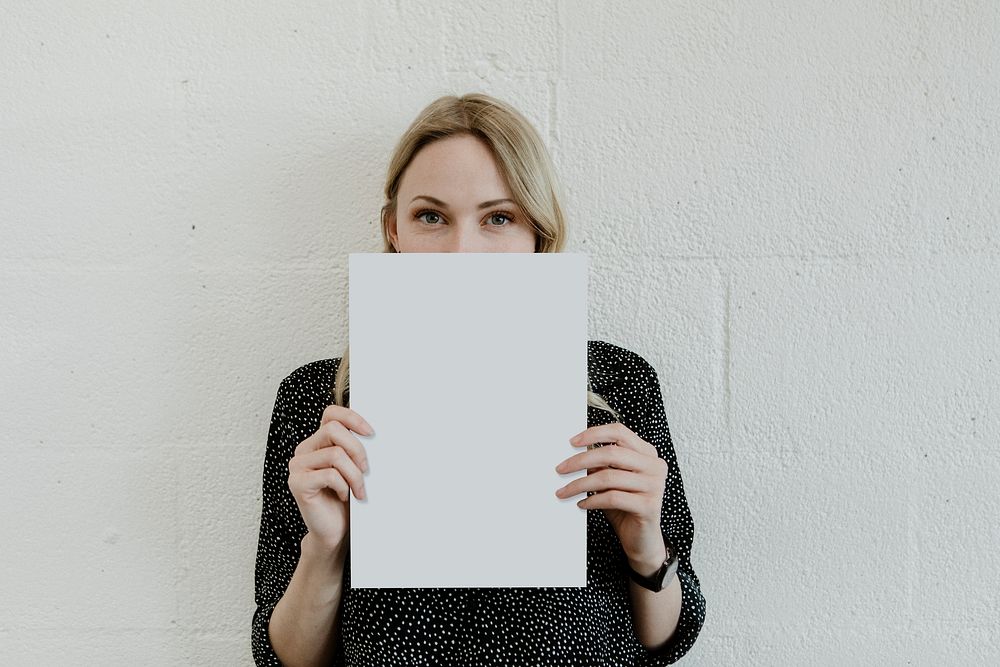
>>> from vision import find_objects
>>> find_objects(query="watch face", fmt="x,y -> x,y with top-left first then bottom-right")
629,561 -> 667,591
627,539 -> 678,592
665,558 -> 678,583
653,552 -> 679,591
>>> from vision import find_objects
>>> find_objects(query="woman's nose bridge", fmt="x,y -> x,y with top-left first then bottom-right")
446,217 -> 486,251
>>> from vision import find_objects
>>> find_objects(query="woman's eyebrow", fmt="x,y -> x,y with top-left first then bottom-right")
410,195 -> 516,210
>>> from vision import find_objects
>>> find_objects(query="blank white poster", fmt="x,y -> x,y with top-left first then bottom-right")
347,252 -> 588,588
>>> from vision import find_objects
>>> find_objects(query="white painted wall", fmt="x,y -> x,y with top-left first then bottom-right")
2,1 -> 997,664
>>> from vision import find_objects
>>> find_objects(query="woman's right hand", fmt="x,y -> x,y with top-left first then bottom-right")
287,405 -> 374,553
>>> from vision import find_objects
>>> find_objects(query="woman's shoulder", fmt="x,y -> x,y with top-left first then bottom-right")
281,356 -> 341,385
587,339 -> 656,389
276,357 -> 342,409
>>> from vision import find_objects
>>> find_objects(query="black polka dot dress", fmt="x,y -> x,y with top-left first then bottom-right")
252,340 -> 706,665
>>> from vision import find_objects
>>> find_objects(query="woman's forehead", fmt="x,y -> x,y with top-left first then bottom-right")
400,138 -> 513,201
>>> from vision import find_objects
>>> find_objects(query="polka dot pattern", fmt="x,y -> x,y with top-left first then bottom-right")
252,340 -> 706,665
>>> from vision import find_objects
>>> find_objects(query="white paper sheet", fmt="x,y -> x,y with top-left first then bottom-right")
347,252 -> 588,588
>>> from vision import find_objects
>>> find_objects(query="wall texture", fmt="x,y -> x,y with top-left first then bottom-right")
2,1 -> 997,664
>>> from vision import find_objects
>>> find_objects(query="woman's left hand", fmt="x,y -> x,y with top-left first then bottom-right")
554,423 -> 669,568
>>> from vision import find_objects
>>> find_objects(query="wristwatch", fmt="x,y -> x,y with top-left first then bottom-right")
625,539 -> 679,592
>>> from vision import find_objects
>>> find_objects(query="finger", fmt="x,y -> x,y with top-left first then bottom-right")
577,489 -> 652,515
571,422 -> 654,456
292,445 -> 367,500
557,445 -> 649,474
586,444 -> 626,470
320,403 -> 374,436
295,418 -> 368,462
291,467 -> 350,502
294,424 -> 370,473
597,451 -> 669,479
557,468 -> 651,499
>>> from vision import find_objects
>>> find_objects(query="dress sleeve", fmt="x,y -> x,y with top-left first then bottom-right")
629,360 -> 707,665
251,377 -> 309,666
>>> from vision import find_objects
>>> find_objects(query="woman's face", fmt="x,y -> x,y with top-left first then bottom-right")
388,134 -> 537,253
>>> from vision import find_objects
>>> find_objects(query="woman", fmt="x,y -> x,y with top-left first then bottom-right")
252,93 -> 706,666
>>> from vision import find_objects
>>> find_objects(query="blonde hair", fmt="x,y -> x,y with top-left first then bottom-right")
332,92 -> 619,421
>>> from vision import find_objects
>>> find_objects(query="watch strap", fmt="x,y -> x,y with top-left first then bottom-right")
625,539 -> 678,592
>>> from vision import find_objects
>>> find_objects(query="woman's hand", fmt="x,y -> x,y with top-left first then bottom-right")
554,423 -> 669,568
287,405 -> 374,553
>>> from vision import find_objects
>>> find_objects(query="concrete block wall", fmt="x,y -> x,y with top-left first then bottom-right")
2,1 -> 997,664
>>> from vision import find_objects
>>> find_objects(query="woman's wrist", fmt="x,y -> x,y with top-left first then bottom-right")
302,530 -> 347,559
300,532 -> 349,585
625,529 -> 669,578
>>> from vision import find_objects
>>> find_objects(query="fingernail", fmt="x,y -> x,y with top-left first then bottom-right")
363,422 -> 375,436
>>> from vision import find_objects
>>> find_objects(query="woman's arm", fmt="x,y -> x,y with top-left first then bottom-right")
628,360 -> 706,662
627,553 -> 684,650
617,354 -> 707,661
268,532 -> 348,667
252,365 -> 352,666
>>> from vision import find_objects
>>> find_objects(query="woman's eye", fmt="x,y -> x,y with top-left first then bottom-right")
487,212 -> 514,226
415,210 -> 515,226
